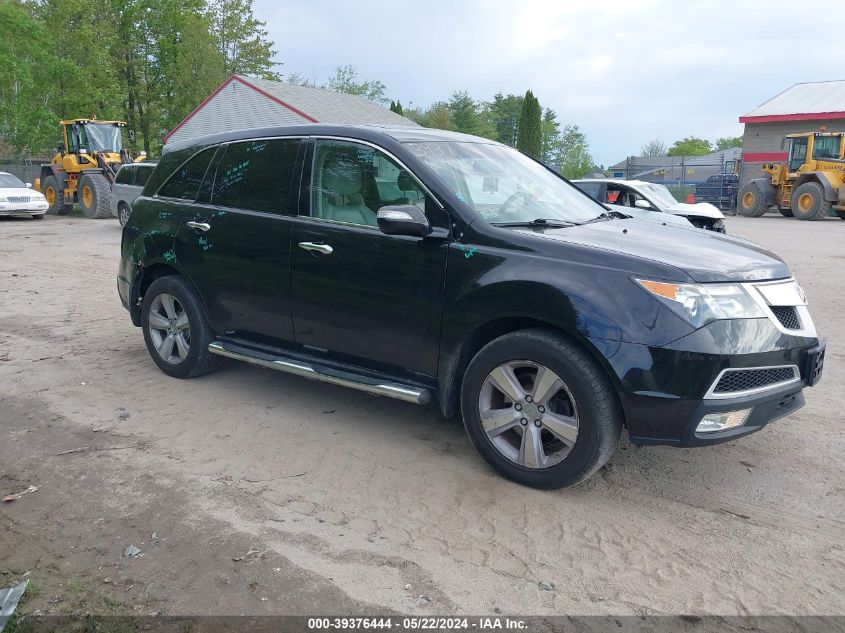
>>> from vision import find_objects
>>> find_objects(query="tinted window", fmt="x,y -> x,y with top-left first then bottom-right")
115,167 -> 134,185
212,139 -> 300,213
134,165 -> 154,187
311,139 -> 431,228
158,148 -> 215,200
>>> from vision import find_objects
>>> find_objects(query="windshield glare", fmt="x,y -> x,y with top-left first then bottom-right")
639,183 -> 678,209
404,141 -> 604,224
83,124 -> 123,152
0,174 -> 26,188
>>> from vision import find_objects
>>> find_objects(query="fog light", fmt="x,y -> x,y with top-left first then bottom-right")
696,408 -> 752,433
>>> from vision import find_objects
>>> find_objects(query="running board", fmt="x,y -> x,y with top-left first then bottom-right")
207,341 -> 431,405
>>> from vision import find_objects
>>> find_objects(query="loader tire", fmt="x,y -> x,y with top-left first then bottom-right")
835,211 -> 845,220
43,175 -> 69,215
737,181 -> 768,217
791,181 -> 832,221
78,173 -> 112,219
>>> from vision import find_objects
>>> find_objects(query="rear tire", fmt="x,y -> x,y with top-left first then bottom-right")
78,173 -> 112,219
737,182 -> 768,217
460,328 -> 622,489
791,181 -> 832,221
32,214 -> 44,220
117,202 -> 131,227
141,276 -> 222,379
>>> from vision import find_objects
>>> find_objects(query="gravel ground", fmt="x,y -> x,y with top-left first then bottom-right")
0,213 -> 842,617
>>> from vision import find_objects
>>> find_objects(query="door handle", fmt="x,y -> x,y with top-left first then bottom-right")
186,221 -> 211,232
298,241 -> 333,255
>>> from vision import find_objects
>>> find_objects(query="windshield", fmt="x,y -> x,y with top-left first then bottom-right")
404,141 -> 604,224
638,183 -> 678,210
0,174 -> 26,188
81,123 -> 122,152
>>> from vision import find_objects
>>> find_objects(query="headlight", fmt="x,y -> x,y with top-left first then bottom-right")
635,279 -> 765,328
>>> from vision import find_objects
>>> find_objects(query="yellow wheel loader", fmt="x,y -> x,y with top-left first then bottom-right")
737,132 -> 845,221
34,118 -> 146,218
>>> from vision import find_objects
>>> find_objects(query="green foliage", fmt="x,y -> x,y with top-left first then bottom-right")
447,91 -> 495,139
389,100 -> 404,115
668,136 -> 712,156
516,90 -> 542,160
715,136 -> 742,151
487,93 -> 523,146
558,124 -> 594,180
326,65 -> 387,104
0,0 -> 277,156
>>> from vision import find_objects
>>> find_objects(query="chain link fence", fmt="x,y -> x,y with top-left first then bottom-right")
0,156 -> 51,186
608,154 -> 739,210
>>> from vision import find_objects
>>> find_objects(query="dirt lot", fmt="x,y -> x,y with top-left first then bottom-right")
0,213 -> 843,618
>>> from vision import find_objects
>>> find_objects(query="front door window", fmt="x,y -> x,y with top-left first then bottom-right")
789,137 -> 808,172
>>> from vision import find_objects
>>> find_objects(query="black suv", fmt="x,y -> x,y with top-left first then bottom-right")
118,125 -> 825,489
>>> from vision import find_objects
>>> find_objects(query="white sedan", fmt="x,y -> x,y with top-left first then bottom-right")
573,178 -> 726,232
0,172 -> 49,219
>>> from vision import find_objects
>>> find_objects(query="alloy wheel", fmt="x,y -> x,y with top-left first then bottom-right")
147,293 -> 191,364
478,360 -> 579,469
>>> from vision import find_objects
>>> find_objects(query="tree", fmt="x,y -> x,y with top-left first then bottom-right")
715,136 -> 742,151
447,91 -> 495,139
0,1 -> 55,153
418,102 -> 455,131
487,92 -> 523,146
558,125 -> 594,180
516,90 -> 541,160
668,136 -> 712,156
207,0 -> 279,80
389,100 -> 404,115
326,65 -> 387,105
541,108 -> 561,165
641,139 -> 667,157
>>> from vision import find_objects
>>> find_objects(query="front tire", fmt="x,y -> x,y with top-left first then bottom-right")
460,328 -> 622,489
42,175 -> 69,215
142,276 -> 222,379
791,181 -> 832,220
78,173 -> 112,219
737,181 -> 768,217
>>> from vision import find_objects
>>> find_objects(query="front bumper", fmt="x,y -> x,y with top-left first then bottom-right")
0,202 -> 48,217
589,319 -> 825,447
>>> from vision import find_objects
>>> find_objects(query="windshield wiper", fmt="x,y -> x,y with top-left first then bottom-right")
491,218 -> 577,228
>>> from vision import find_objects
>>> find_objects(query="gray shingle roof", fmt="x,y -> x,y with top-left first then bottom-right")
238,75 -> 418,127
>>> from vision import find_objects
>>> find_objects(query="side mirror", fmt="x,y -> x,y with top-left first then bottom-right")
26,182 -> 32,188
634,199 -> 651,209
377,204 -> 431,238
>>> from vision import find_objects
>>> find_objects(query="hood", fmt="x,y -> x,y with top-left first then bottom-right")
0,187 -> 45,199
666,201 -> 724,219
606,203 -> 693,227
519,218 -> 789,283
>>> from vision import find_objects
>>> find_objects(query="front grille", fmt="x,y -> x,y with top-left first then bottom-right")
6,196 -> 29,203
713,367 -> 797,394
771,305 -> 800,330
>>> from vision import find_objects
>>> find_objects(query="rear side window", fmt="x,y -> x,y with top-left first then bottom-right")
135,165 -> 154,187
158,148 -> 215,201
211,139 -> 301,213
115,167 -> 134,185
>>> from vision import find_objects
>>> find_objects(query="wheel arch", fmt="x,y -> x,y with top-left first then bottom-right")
437,316 -> 626,427
129,262 -> 181,326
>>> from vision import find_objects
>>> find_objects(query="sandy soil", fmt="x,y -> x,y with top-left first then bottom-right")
0,213 -> 843,617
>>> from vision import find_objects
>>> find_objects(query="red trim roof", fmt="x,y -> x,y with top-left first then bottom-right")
743,152 -> 788,163
739,111 -> 845,124
163,75 -> 319,143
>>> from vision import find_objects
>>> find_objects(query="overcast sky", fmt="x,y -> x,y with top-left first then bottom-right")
255,0 -> 845,166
